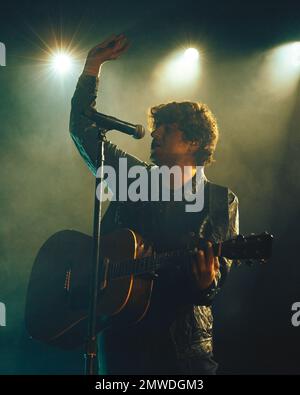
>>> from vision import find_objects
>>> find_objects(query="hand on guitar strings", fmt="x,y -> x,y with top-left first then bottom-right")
190,241 -> 220,291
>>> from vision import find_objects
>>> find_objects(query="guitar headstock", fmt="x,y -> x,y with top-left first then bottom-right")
220,232 -> 273,264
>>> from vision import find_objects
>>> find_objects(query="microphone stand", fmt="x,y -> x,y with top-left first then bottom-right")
84,126 -> 107,375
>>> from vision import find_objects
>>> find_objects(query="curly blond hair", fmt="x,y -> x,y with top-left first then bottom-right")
149,101 -> 219,166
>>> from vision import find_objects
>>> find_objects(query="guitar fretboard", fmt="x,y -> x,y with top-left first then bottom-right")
105,249 -> 192,280
99,232 -> 272,281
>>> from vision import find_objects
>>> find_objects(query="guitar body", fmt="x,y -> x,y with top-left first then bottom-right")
25,229 -> 153,349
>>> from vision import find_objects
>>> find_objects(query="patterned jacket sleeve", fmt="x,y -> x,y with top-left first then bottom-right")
187,189 -> 239,306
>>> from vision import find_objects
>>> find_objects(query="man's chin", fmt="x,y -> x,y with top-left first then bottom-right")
150,152 -> 158,165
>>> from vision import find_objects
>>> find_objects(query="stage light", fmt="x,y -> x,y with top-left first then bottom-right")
184,48 -> 199,62
290,42 -> 300,67
165,47 -> 201,86
262,42 -> 300,93
51,52 -> 73,74
273,42 -> 300,69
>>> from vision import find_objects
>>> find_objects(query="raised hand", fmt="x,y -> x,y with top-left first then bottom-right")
83,33 -> 130,76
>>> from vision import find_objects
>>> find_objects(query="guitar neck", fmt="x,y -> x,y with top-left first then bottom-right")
105,243 -> 221,281
102,231 -> 273,281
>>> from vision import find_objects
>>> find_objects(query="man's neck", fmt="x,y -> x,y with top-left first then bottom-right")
165,159 -> 197,190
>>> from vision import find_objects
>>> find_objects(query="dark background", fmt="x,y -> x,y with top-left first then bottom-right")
0,0 -> 299,374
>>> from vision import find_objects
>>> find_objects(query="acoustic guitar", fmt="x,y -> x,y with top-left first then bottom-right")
25,228 -> 273,349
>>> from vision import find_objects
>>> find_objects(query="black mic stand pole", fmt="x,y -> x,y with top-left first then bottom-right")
84,126 -> 107,375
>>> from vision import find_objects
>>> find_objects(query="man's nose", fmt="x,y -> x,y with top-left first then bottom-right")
151,129 -> 157,139
151,128 -> 161,139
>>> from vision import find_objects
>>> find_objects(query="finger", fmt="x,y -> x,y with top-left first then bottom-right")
191,255 -> 201,283
196,249 -> 206,273
113,36 -> 129,51
214,256 -> 220,271
115,33 -> 126,40
144,244 -> 153,257
204,241 -> 214,269
108,34 -> 128,50
114,41 -> 130,55
91,34 -> 120,52
99,34 -> 117,47
89,36 -> 127,59
111,41 -> 130,59
89,37 -> 115,53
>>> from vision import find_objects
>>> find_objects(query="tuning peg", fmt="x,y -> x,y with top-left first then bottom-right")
263,231 -> 274,239
259,258 -> 268,264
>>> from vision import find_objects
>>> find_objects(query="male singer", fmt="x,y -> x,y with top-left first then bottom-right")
69,34 -> 239,374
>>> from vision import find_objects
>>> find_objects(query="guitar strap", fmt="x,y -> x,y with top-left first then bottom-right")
208,182 -> 230,242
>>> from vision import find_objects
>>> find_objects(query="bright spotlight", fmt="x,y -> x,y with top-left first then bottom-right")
261,41 -> 300,95
272,42 -> 300,70
164,48 -> 200,86
51,52 -> 73,74
290,42 -> 300,66
184,48 -> 199,62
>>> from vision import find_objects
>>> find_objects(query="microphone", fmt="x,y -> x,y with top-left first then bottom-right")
83,109 -> 145,139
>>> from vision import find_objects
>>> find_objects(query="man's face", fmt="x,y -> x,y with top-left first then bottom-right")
150,123 -> 196,166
